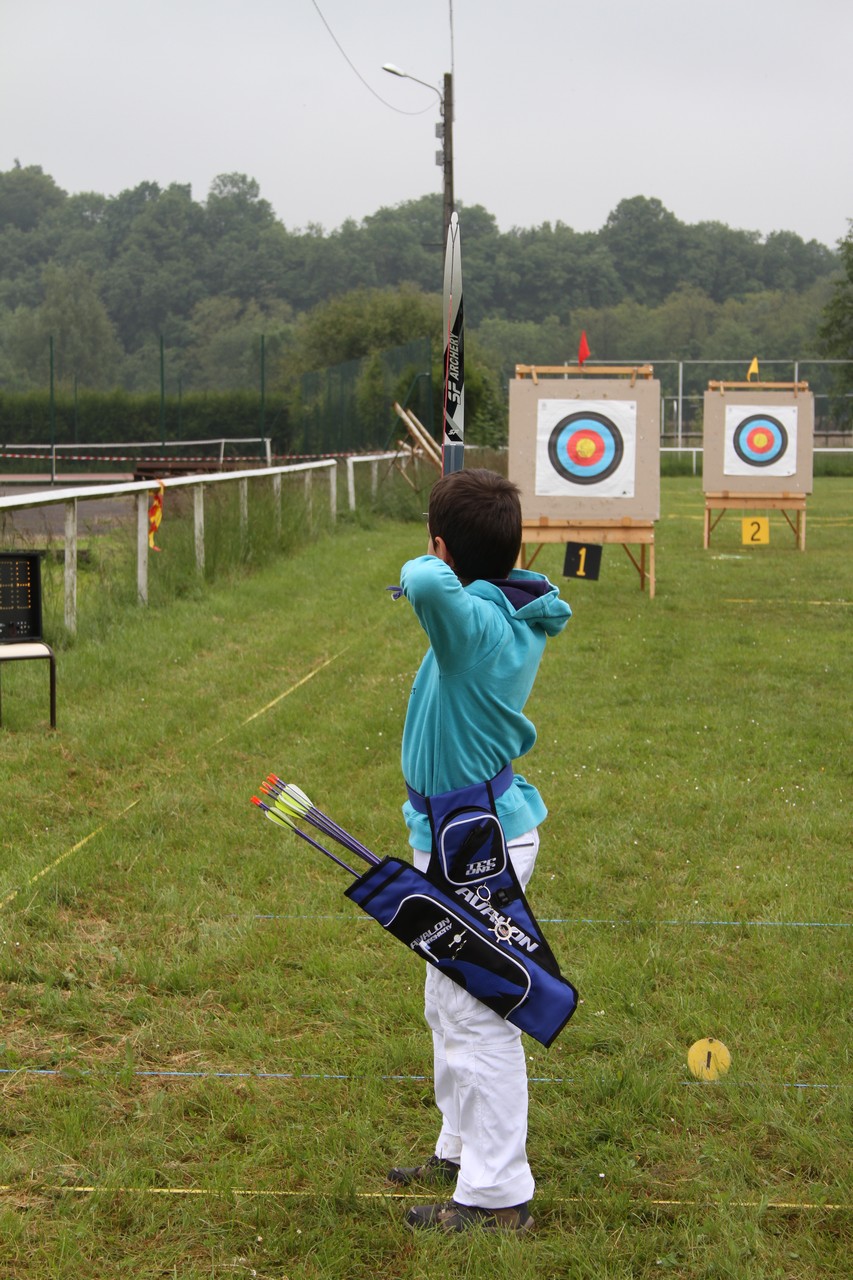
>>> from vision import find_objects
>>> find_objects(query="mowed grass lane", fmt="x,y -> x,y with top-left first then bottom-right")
0,476 -> 849,1278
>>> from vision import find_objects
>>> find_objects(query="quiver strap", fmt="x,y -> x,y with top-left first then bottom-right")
422,774 -> 564,976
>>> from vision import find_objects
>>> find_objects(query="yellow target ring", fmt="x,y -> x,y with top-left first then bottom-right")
687,1037 -> 731,1080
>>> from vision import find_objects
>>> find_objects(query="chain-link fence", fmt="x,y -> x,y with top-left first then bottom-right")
645,359 -> 852,445
295,339 -> 433,455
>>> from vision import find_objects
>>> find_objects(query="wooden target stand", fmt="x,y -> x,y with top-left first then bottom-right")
519,516 -> 655,595
703,492 -> 807,550
703,380 -> 810,551
513,365 -> 657,596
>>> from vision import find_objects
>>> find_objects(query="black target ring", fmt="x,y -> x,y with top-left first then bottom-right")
547,411 -> 625,486
732,413 -> 789,468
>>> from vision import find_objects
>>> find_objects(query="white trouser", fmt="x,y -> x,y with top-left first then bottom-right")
414,829 -> 539,1209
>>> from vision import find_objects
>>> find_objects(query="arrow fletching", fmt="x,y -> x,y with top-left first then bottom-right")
253,796 -> 297,831
252,795 -> 358,875
270,792 -> 305,822
254,776 -> 381,869
270,780 -> 312,816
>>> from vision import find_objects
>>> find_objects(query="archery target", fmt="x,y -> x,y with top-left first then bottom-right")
509,374 -> 660,521
536,400 -> 637,498
548,411 -> 623,484
724,404 -> 797,478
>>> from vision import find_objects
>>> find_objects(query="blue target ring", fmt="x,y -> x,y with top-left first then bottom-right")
733,414 -> 788,467
547,411 -> 624,485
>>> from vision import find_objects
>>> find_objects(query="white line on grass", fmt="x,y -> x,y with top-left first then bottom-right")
0,1184 -> 843,1210
0,1067 -> 840,1091
214,647 -> 352,742
0,798 -> 141,911
0,647 -> 353,910
249,913 -> 851,928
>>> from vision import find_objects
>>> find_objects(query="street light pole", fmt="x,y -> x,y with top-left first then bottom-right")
439,71 -> 454,248
382,63 -> 454,247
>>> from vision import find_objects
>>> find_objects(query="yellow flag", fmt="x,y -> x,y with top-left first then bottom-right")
747,356 -> 759,381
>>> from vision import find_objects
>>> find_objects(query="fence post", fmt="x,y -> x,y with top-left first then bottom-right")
239,477 -> 249,548
194,485 -> 205,576
329,462 -> 337,522
304,471 -> 313,524
49,336 -> 56,484
347,457 -> 356,511
64,499 -> 77,634
677,362 -> 684,448
272,472 -> 282,539
137,493 -> 149,605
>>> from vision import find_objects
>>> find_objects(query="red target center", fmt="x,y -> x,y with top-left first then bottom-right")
567,431 -> 605,467
746,427 -> 773,454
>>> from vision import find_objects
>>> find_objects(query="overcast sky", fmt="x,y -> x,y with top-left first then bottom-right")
2,0 -> 851,248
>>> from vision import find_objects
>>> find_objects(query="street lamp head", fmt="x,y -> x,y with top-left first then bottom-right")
382,62 -> 442,103
382,62 -> 454,247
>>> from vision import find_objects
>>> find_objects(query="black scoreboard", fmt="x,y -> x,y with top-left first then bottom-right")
0,552 -> 44,642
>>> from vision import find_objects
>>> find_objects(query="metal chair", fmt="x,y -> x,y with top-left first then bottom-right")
0,641 -> 57,729
0,551 -> 56,729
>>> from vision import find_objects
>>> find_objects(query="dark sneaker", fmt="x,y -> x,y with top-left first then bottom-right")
405,1200 -> 535,1233
387,1154 -> 460,1187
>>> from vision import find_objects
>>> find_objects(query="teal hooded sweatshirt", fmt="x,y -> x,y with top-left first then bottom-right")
400,555 -> 571,851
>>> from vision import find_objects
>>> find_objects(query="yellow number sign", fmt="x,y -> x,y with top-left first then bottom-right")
742,517 -> 769,545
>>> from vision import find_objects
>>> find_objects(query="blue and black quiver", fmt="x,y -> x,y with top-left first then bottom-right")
345,769 -> 578,1047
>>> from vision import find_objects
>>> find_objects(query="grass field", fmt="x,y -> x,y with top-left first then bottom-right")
0,475 -> 850,1278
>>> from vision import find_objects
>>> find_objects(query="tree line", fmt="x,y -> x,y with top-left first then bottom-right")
0,162 -> 849,448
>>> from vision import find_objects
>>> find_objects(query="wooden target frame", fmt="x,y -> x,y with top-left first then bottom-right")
508,365 -> 660,595
702,381 -> 814,550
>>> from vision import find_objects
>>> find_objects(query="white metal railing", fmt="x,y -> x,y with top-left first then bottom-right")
345,452 -> 400,510
0,461 -> 335,634
660,445 -> 851,475
660,445 -> 703,475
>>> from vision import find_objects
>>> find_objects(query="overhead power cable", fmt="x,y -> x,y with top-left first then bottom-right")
310,0 -> 433,115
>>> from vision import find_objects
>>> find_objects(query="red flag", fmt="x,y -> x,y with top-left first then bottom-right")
577,331 -> 590,366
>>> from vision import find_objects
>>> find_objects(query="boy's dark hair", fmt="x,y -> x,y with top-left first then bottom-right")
428,468 -> 522,581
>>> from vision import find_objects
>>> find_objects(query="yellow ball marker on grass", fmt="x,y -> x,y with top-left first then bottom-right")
688,1037 -> 731,1080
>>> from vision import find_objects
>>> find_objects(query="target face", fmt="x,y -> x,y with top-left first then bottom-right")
547,411 -> 624,484
733,414 -> 788,467
724,404 -> 797,478
536,400 -> 637,498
